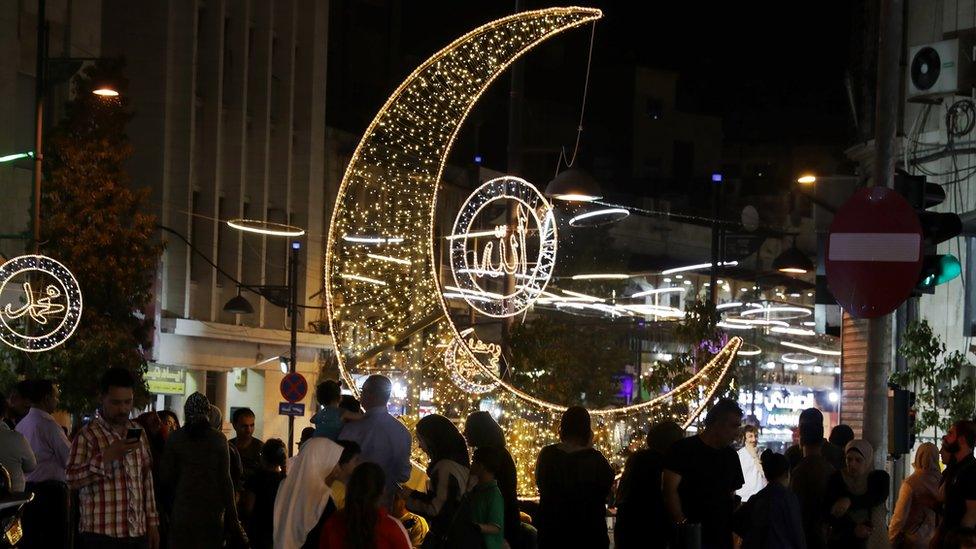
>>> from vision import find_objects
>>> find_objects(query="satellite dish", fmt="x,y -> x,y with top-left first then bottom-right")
741,205 -> 760,232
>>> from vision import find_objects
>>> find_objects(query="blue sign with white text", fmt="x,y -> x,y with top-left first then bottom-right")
278,402 -> 305,416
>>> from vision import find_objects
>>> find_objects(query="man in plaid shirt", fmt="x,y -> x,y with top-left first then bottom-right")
68,367 -> 159,549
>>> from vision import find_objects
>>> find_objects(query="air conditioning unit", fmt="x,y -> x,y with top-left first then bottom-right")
908,38 -> 975,101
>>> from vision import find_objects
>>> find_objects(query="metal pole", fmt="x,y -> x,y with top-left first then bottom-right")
501,0 -> 523,374
864,0 -> 903,469
709,183 -> 719,304
288,241 -> 299,456
32,0 -> 46,253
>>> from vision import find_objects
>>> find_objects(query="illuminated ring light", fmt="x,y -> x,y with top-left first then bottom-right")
568,207 -> 630,227
782,352 -> 818,365
448,176 -> 557,317
226,219 -> 306,237
738,343 -> 762,356
0,255 -> 82,352
738,305 -> 812,320
780,340 -> 841,356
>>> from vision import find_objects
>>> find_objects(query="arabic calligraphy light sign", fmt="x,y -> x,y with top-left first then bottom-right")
0,255 -> 82,352
444,333 -> 501,394
447,176 -> 557,318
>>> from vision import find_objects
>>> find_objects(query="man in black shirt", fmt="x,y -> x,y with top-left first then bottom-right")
663,398 -> 745,549
230,407 -> 264,484
789,417 -> 835,549
784,408 -> 844,471
937,420 -> 976,548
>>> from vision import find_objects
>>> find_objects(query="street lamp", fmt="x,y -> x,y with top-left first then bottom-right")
545,168 -> 602,202
32,0 -> 121,251
222,238 -> 303,455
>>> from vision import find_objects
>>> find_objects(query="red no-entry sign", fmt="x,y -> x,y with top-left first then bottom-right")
280,372 -> 308,403
825,187 -> 923,319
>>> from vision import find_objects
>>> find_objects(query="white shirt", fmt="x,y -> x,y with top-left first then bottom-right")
735,445 -> 766,502
0,421 -> 37,492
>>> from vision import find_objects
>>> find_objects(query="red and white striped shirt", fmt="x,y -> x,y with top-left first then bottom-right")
67,417 -> 159,538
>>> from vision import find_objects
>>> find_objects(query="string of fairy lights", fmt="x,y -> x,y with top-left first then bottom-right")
324,7 -> 744,495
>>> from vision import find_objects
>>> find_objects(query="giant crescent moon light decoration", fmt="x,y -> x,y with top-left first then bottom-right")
325,7 -> 742,493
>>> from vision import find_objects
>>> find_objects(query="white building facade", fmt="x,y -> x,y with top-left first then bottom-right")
102,0 -> 332,447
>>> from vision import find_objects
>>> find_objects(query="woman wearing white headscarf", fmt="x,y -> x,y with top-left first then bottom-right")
824,439 -> 890,549
889,442 -> 941,548
273,437 -> 345,549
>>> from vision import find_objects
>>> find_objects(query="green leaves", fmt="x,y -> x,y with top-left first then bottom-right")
23,60 -> 163,417
892,319 -> 976,438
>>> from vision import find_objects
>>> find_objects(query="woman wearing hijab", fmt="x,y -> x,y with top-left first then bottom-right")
402,414 -> 469,548
824,439 -> 890,549
889,442 -> 941,548
273,437 -> 345,549
463,411 -> 523,549
535,406 -> 614,549
160,392 -> 246,548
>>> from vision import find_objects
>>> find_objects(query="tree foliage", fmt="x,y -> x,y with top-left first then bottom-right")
890,319 -> 976,439
20,61 -> 162,415
509,315 -> 632,408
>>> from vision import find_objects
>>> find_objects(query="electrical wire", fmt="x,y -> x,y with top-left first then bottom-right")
553,21 -> 597,176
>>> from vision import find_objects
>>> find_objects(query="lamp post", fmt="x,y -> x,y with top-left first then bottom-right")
223,240 -> 302,455
32,0 -> 119,252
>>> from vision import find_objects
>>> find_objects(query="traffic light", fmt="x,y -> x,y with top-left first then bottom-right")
894,170 -> 963,293
888,383 -> 916,457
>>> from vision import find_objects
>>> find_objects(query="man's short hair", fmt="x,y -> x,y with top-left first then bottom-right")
703,398 -> 743,427
24,379 -> 55,403
362,375 -> 392,404
99,367 -> 135,394
231,407 -> 255,424
954,420 -> 976,449
12,380 -> 33,399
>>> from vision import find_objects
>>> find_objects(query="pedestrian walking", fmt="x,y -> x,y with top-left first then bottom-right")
889,442 -> 940,548
273,437 -> 345,549
463,411 -> 525,549
0,392 -> 35,494
933,420 -> 976,548
401,414 -> 469,548
663,398 -> 744,549
318,461 -> 411,549
535,406 -> 614,549
615,420 -> 683,549
785,408 -> 844,471
790,416 -> 836,549
160,392 -> 246,548
824,439 -> 890,549
231,407 -> 264,484
68,368 -> 159,548
243,438 -> 288,549
339,375 -> 412,507
736,424 -> 766,502
733,450 -> 805,549
17,379 -> 71,549
445,446 -> 506,549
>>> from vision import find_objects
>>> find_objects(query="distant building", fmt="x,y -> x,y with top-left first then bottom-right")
102,0 -> 331,447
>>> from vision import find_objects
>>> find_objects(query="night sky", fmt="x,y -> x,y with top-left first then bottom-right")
329,1 -> 859,196
398,1 -> 856,143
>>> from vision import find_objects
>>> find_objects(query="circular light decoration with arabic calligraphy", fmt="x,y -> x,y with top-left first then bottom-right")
444,329 -> 501,394
447,176 -> 557,318
0,255 -> 82,352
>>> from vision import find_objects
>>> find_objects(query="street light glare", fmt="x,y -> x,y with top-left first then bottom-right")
797,174 -> 817,184
92,87 -> 120,97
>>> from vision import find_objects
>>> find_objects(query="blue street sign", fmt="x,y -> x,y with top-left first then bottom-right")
278,402 -> 305,416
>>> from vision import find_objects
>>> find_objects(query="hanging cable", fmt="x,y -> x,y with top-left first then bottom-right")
554,21 -> 597,177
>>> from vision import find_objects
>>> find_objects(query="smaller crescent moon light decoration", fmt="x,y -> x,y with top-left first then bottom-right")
0,254 -> 83,352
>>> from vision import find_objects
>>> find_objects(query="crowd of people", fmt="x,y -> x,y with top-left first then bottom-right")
4,373 -> 976,549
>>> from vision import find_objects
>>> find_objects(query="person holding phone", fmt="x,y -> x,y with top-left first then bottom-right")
67,367 -> 160,549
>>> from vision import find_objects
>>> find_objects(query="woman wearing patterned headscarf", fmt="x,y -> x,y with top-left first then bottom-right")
889,442 -> 941,548
160,392 -> 247,548
824,439 -> 890,548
